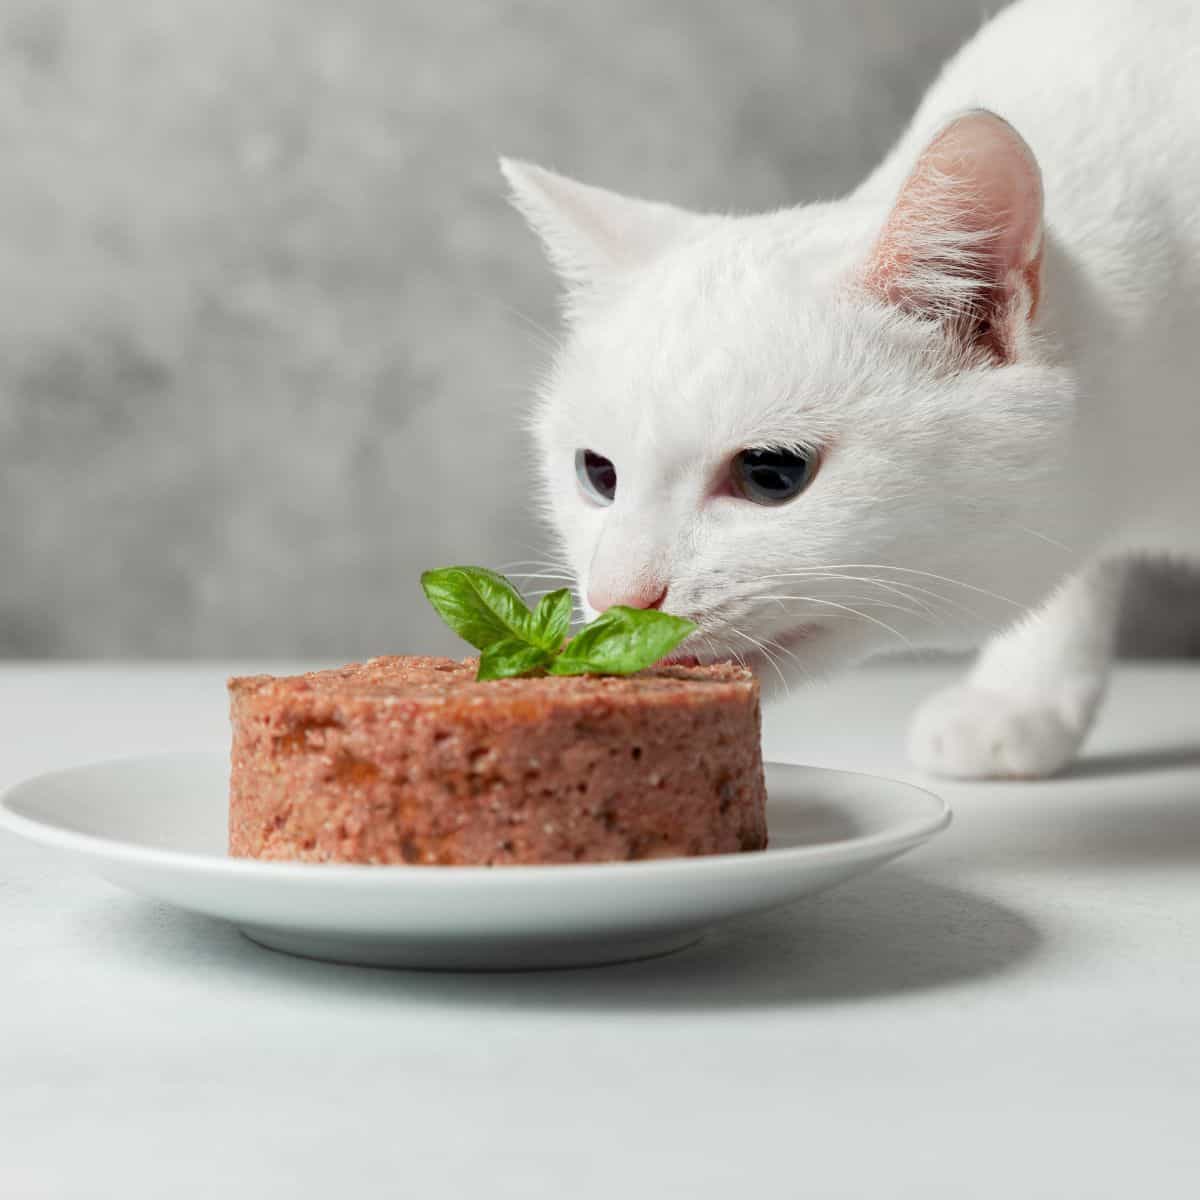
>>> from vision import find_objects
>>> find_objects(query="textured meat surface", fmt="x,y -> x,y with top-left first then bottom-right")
228,656 -> 767,865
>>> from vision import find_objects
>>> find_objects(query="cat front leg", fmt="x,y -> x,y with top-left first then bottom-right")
907,559 -> 1130,779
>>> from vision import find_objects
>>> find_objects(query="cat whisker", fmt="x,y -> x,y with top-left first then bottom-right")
466,293 -> 564,356
774,572 -> 947,620
498,560 -> 573,572
749,582 -> 943,621
524,587 -> 583,607
505,572 -> 577,585
1014,525 -> 1074,553
750,594 -> 915,650
828,574 -> 981,624
819,573 -> 971,621
760,564 -> 1023,610
752,592 -> 937,624
752,571 -> 957,619
757,632 -> 815,686
784,575 -> 981,628
505,536 -> 573,562
726,627 -> 790,696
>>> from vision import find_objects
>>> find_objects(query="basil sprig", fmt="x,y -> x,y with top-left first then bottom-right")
421,566 -> 696,681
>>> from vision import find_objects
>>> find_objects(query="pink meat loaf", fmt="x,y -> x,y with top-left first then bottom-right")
228,655 -> 767,865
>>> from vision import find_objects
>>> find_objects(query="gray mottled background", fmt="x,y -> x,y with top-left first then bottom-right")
2,0 -> 1195,660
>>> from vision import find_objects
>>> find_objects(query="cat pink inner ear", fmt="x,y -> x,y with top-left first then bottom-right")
500,158 -> 698,293
865,110 -> 1044,362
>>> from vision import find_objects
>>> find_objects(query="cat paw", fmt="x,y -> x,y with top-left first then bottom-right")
907,685 -> 1088,780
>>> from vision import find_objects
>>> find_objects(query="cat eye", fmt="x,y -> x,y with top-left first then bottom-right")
576,449 -> 617,505
731,446 -> 818,505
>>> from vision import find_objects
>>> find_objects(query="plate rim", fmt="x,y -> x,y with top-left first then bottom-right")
0,750 -> 951,885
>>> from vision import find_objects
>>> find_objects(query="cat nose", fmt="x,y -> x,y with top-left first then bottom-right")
587,580 -> 668,613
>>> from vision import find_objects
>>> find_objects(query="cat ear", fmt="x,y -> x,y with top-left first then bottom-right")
863,109 -> 1044,363
500,158 -> 699,296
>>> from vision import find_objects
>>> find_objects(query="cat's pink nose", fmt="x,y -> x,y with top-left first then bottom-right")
587,581 -> 668,613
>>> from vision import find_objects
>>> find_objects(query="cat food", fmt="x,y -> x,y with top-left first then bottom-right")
228,655 -> 767,865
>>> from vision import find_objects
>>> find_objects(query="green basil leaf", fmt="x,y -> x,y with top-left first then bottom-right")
528,588 -> 572,652
550,606 -> 697,676
421,565 -> 695,681
421,567 -> 535,651
476,638 -> 554,681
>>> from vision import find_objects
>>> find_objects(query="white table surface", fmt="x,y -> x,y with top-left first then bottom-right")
3,661 -> 1199,1199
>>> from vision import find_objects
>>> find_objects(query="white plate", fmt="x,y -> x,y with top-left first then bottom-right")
0,753 -> 949,970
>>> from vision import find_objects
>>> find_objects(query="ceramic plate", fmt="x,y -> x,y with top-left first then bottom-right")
1,753 -> 949,970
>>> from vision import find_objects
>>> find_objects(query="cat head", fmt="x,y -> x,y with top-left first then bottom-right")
504,111 -> 1075,682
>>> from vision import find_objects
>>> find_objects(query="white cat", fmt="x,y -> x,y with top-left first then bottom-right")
502,0 -> 1200,779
